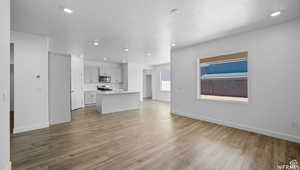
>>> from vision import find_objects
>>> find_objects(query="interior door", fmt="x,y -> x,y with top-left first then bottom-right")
71,56 -> 84,110
146,75 -> 152,98
49,52 -> 71,125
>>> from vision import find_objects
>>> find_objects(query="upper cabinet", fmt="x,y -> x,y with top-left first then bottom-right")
99,65 -> 109,76
110,67 -> 122,83
84,64 -> 99,84
84,62 -> 123,84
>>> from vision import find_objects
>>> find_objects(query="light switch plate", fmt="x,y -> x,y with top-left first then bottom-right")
2,91 -> 7,103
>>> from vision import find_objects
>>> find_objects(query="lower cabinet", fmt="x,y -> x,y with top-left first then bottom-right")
84,91 -> 97,106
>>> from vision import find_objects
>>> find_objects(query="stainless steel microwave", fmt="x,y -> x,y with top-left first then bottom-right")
99,76 -> 111,83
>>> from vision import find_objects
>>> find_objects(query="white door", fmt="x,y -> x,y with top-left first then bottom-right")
71,56 -> 84,110
49,52 -> 71,125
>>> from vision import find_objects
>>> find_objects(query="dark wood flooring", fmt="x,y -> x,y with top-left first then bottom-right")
11,100 -> 300,170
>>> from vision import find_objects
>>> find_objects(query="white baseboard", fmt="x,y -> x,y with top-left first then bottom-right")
173,111 -> 300,144
50,119 -> 71,126
5,161 -> 11,170
13,122 -> 49,134
152,98 -> 170,103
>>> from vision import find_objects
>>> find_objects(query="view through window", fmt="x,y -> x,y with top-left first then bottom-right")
160,71 -> 171,91
199,52 -> 248,102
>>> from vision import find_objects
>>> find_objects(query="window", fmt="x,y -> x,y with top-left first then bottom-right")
160,71 -> 171,91
198,52 -> 248,102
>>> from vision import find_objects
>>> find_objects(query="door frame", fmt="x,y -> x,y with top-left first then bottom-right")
71,55 -> 84,110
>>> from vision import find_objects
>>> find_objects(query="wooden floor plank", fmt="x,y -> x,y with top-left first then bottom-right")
11,100 -> 300,170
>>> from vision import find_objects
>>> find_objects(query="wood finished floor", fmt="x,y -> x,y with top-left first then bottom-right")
11,100 -> 300,170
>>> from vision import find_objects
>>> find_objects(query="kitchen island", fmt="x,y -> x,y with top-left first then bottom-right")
96,91 -> 140,114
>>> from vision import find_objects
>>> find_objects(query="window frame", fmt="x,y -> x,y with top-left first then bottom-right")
196,52 -> 249,104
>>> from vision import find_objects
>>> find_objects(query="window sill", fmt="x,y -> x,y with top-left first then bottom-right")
198,95 -> 248,104
160,90 -> 171,92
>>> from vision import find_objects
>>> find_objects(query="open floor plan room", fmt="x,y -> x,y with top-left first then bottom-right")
1,0 -> 300,170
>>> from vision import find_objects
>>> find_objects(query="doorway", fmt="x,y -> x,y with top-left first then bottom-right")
143,73 -> 152,99
10,43 -> 14,133
71,56 -> 84,110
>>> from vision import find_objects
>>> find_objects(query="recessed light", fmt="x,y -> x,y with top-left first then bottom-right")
63,8 -> 73,14
171,43 -> 176,47
122,59 -> 126,63
104,57 -> 107,61
170,8 -> 179,15
146,53 -> 152,56
124,48 -> 129,52
271,11 -> 281,17
93,41 -> 99,46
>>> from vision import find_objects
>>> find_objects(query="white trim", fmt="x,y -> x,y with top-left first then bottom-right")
50,119 -> 71,126
13,122 -> 49,134
160,90 -> 171,92
196,57 -> 201,99
200,58 -> 247,65
199,95 -> 249,104
173,111 -> 300,144
5,161 -> 11,170
48,51 -> 71,58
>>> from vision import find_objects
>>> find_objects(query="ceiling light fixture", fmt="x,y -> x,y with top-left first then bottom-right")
63,8 -> 73,14
170,8 -> 179,15
146,53 -> 152,56
93,41 -> 99,46
124,48 -> 129,52
104,57 -> 107,61
171,43 -> 176,47
270,11 -> 281,17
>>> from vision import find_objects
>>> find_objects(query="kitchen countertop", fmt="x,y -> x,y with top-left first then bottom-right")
97,91 -> 140,95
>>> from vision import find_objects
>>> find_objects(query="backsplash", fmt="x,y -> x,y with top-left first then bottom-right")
84,83 -> 123,91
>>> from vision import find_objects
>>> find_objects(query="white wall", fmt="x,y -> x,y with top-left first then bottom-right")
171,19 -> 300,143
49,53 -> 71,125
11,32 -> 50,133
10,44 -> 14,111
152,63 -> 171,102
122,63 -> 128,91
0,0 -> 11,169
127,63 -> 144,101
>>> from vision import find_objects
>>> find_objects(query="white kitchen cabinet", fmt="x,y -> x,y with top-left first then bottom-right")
99,65 -> 110,76
99,66 -> 122,83
84,64 -> 99,84
84,91 -> 97,105
111,67 -> 122,83
99,66 -> 104,75
85,62 -> 123,85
